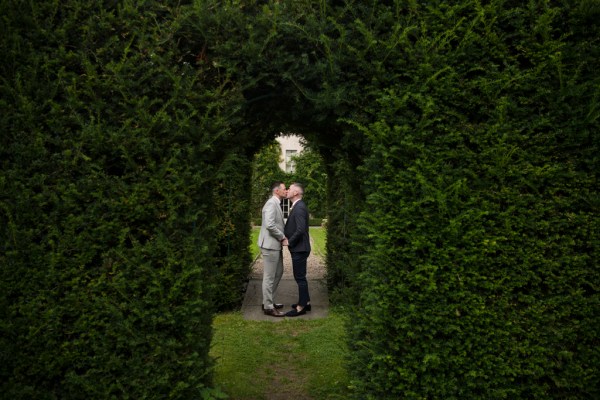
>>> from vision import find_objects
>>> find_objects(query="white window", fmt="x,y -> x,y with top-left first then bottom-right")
285,149 -> 297,173
282,198 -> 291,219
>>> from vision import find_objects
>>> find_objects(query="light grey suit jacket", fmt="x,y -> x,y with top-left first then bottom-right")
258,196 -> 285,250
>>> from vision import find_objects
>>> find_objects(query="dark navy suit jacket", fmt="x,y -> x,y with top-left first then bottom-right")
284,199 -> 311,253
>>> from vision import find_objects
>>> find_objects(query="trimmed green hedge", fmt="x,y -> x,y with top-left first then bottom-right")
212,152 -> 253,310
350,2 -> 599,398
324,155 -> 365,304
0,1 -> 230,397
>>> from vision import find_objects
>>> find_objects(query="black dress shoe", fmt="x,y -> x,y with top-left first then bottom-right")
262,304 -> 284,310
285,307 -> 307,317
291,303 -> 311,311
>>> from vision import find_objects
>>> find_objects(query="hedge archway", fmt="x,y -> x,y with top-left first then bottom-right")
2,1 -> 598,399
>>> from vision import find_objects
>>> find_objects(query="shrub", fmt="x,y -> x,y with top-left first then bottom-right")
0,1 -> 232,397
349,2 -> 599,398
211,153 -> 253,310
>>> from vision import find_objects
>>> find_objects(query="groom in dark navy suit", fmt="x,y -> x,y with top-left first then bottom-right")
284,182 -> 312,317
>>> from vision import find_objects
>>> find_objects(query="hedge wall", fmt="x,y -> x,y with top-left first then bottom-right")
350,2 -> 599,398
324,153 -> 365,304
1,1 -> 232,397
211,152 -> 254,310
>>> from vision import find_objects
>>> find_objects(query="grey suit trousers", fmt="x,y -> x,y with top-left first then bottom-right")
261,247 -> 284,309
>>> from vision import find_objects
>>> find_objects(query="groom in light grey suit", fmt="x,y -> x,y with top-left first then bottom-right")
257,181 -> 288,317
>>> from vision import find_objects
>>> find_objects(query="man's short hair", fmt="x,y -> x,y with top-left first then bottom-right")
271,181 -> 284,191
291,182 -> 304,194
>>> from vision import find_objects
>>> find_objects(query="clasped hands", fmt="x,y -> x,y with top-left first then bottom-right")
281,237 -> 289,246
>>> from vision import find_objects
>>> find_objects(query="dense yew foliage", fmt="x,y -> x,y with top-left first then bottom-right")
2,0 -> 598,398
0,1 -> 234,398
351,2 -> 600,398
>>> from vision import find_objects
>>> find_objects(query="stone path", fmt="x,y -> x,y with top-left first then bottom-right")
241,241 -> 328,321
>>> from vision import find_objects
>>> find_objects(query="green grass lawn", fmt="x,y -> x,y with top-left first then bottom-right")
250,226 -> 327,260
210,310 -> 349,399
309,227 -> 326,258
229,227 -> 337,398
250,227 -> 261,260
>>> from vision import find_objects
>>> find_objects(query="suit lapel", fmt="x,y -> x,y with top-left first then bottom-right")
289,200 -> 303,219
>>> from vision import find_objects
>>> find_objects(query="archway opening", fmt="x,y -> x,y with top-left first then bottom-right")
211,121 -> 363,311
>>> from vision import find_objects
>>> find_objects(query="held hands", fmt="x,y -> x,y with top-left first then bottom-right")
281,238 -> 289,246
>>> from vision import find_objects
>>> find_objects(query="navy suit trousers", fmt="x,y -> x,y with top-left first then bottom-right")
291,251 -> 311,307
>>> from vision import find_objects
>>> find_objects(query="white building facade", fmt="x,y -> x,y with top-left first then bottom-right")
275,134 -> 304,218
275,134 -> 304,173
